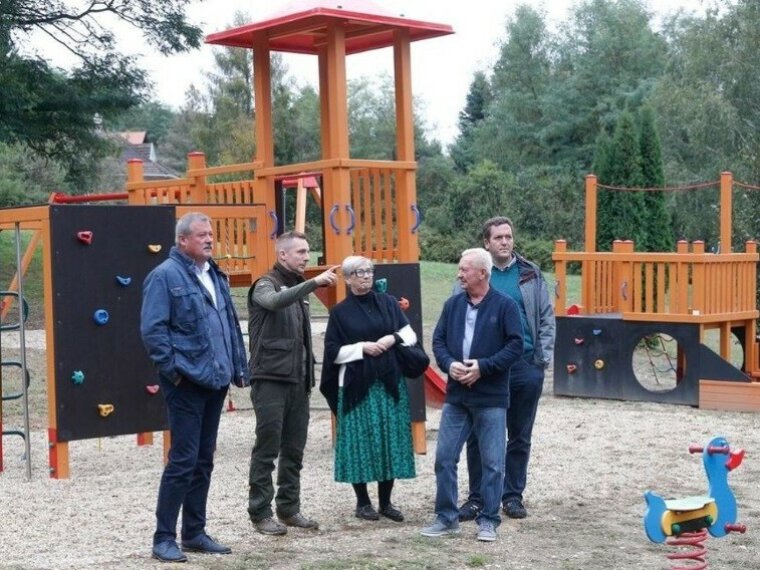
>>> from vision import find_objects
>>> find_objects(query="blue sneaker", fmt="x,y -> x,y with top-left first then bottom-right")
420,517 -> 461,537
152,540 -> 187,563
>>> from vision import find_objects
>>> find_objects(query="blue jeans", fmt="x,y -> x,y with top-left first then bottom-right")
434,402 -> 506,526
466,358 -> 544,504
154,378 -> 227,544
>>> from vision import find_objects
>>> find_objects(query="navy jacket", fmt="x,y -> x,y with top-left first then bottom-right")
433,287 -> 523,408
140,247 -> 250,390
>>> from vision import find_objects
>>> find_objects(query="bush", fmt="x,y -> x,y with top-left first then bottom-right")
419,228 -> 471,263
516,237 -> 555,272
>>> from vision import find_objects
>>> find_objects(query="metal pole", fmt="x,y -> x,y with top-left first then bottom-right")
14,223 -> 32,480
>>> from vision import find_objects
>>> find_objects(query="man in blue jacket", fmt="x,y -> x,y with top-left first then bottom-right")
141,212 -> 250,563
421,248 -> 523,543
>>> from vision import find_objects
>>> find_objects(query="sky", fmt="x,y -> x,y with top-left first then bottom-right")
37,0 -> 710,147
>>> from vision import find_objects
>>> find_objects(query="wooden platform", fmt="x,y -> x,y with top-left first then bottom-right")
699,380 -> 760,412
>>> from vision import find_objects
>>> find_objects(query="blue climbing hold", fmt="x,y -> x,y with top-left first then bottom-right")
592,328 -> 602,336
71,370 -> 85,385
116,276 -> 132,286
93,309 -> 110,325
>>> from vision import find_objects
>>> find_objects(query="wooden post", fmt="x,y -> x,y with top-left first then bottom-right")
187,152 -> 207,204
581,174 -> 598,316
322,21 -> 353,272
744,240 -> 758,376
126,159 -> 145,204
393,28 -> 418,263
585,174 -> 598,253
719,171 -> 733,253
691,240 -> 705,315
675,240 -> 689,314
617,240 -> 634,314
553,240 -> 567,316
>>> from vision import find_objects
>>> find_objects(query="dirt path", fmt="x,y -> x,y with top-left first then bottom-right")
1,372 -> 758,569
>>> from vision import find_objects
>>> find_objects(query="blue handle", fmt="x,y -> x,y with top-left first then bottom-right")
411,204 -> 421,234
329,204 -> 341,235
345,205 -> 355,235
268,210 -> 278,239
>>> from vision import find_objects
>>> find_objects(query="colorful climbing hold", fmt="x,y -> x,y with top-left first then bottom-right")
115,276 -> 132,286
145,385 -> 160,395
574,338 -> 585,345
594,359 -> 605,370
398,297 -> 410,311
592,329 -> 602,336
93,309 -> 110,325
148,244 -> 162,253
566,364 -> 577,374
77,231 -> 93,245
71,370 -> 85,385
98,404 -> 115,417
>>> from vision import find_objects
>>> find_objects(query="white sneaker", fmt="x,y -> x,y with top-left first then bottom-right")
420,518 -> 461,537
477,521 -> 497,542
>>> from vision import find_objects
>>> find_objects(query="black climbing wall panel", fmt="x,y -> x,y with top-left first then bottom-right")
50,205 -> 175,441
372,263 -> 426,422
554,315 -> 748,406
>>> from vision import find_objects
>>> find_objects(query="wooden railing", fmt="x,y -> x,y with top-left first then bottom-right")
553,239 -> 759,323
254,158 -> 417,265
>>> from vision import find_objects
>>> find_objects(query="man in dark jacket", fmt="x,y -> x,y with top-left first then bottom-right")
141,212 -> 250,563
247,231 -> 338,536
421,248 -> 523,543
459,216 -> 556,522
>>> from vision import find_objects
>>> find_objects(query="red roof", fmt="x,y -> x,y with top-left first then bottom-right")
205,0 -> 453,55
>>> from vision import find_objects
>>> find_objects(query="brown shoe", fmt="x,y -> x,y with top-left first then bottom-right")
253,517 -> 287,536
279,512 -> 319,530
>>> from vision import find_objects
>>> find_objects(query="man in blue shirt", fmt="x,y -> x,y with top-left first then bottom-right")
458,216 -> 555,522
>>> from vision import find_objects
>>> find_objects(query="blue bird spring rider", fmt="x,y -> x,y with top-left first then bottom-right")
643,436 -> 746,569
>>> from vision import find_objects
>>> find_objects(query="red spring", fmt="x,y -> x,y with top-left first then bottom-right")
665,529 -> 708,569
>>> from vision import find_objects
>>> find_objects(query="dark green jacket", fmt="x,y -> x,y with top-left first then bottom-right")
247,263 -> 318,387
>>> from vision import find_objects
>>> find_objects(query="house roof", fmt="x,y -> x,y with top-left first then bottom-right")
205,0 -> 453,55
118,131 -> 147,145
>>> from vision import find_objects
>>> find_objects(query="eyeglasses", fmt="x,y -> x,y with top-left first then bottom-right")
351,268 -> 374,277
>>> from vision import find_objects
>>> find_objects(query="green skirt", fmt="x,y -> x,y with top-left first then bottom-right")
335,378 -> 416,483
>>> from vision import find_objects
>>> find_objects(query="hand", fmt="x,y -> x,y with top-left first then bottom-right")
314,265 -> 339,287
459,359 -> 481,387
362,342 -> 386,357
449,361 -> 467,381
376,334 -> 395,350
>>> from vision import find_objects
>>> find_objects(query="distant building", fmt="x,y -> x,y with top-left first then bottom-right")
117,131 -> 179,181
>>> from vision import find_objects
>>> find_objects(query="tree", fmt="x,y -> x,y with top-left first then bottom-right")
596,110 -> 646,250
638,106 -> 671,251
449,71 -> 492,173
0,0 -> 202,188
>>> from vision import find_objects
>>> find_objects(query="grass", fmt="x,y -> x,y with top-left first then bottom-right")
0,229 -> 45,330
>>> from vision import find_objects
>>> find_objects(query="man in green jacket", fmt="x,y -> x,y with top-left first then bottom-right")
247,231 -> 338,536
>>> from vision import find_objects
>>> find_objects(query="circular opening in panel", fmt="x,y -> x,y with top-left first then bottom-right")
632,333 -> 682,392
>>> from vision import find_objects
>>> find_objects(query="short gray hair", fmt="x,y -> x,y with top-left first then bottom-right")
342,255 -> 372,275
461,247 -> 492,278
176,212 -> 211,244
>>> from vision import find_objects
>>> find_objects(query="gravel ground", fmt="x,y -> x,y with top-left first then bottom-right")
2,332 -> 759,570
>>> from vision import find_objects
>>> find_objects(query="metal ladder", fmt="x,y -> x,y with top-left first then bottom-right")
1,223 -> 33,479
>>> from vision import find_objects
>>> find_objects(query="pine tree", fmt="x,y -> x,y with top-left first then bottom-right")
638,106 -> 672,251
596,110 -> 647,250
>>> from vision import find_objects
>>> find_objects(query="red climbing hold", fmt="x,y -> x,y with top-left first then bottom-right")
566,364 -> 577,374
77,231 -> 93,245
145,385 -> 160,395
398,297 -> 410,311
